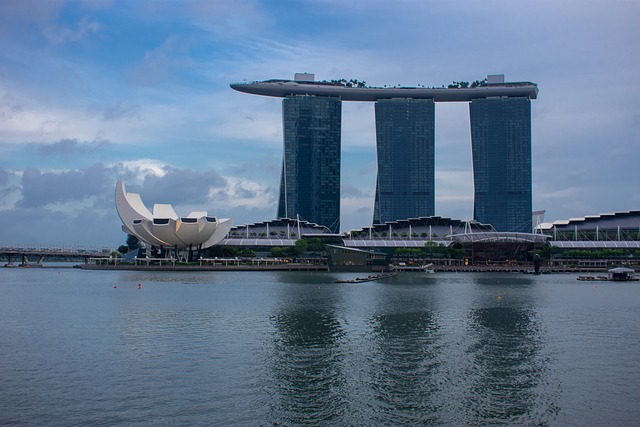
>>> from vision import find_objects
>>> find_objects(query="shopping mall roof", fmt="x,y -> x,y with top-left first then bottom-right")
550,241 -> 640,249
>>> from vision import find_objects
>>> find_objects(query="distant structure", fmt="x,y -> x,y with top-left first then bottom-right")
115,180 -> 233,260
231,73 -> 538,232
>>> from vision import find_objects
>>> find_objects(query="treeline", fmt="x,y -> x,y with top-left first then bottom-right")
206,238 -> 326,259
270,238 -> 325,257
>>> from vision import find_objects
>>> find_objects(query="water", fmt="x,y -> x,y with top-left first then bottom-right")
1,266 -> 639,426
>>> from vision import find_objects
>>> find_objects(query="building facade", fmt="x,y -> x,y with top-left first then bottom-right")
373,98 -> 435,224
278,95 -> 342,233
470,96 -> 532,232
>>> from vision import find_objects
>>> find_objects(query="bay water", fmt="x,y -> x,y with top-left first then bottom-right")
1,266 -> 639,426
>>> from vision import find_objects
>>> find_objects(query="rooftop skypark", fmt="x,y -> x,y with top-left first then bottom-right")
230,73 -> 538,102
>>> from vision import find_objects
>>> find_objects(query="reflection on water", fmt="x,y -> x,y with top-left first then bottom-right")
464,306 -> 558,424
368,309 -> 442,425
456,275 -> 561,425
269,283 -> 347,425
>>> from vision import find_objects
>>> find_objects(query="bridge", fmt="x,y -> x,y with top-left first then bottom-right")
1,245 -> 112,267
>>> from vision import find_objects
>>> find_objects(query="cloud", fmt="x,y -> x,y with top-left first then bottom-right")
127,36 -> 195,87
17,163 -> 113,208
0,0 -> 102,45
101,102 -> 142,121
188,0 -> 270,39
113,159 -> 168,181
0,205 -> 121,247
0,168 -> 9,186
43,16 -> 101,45
135,167 -> 227,206
209,176 -> 276,210
342,183 -> 368,198
33,138 -> 112,157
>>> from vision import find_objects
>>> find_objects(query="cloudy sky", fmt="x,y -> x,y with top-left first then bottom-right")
0,0 -> 638,248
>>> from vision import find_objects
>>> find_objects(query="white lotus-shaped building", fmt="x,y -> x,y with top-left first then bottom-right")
115,180 -> 232,250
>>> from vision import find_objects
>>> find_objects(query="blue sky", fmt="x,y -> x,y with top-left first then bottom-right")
0,0 -> 638,248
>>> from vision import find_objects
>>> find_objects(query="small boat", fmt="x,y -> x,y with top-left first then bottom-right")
336,271 -> 397,283
390,263 -> 434,273
577,268 -> 638,282
577,275 -> 608,281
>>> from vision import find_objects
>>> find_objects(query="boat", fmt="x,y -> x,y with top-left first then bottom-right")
335,271 -> 397,283
608,267 -> 638,282
577,275 -> 608,281
577,268 -> 638,282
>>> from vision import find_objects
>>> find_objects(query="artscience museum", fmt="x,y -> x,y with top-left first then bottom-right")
115,180 -> 232,260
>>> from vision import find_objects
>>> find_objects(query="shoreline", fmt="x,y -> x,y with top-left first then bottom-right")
68,263 -> 626,274
73,263 -> 329,272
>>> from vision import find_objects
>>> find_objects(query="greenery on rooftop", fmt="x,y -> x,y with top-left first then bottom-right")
328,78 -> 367,88
448,79 -> 487,89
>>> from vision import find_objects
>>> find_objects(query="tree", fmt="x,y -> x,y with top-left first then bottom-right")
271,247 -> 286,257
294,239 -> 309,256
307,238 -> 325,252
126,234 -> 141,251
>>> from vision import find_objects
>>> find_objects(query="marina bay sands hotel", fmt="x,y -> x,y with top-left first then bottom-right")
231,73 -> 538,234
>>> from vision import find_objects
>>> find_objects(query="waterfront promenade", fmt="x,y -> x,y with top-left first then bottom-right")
72,261 -> 632,274
76,262 -> 328,272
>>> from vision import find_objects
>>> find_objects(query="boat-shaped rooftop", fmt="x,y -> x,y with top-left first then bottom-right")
231,76 -> 538,102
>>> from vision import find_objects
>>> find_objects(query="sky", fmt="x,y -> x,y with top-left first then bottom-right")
0,0 -> 638,249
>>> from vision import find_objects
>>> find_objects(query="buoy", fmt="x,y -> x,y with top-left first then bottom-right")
138,283 -> 142,289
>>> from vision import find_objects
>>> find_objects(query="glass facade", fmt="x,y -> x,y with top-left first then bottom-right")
373,98 -> 435,224
277,95 -> 341,233
470,97 -> 532,232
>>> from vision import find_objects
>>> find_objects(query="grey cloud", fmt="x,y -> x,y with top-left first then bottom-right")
356,206 -> 371,215
342,183 -> 369,198
17,163 -> 113,208
102,102 -> 142,121
0,99 -> 24,120
126,36 -> 192,87
127,167 -> 228,206
0,1 -> 102,46
0,206 -> 124,248
231,156 -> 281,177
0,168 -> 9,186
43,16 -> 101,45
0,167 -> 19,200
